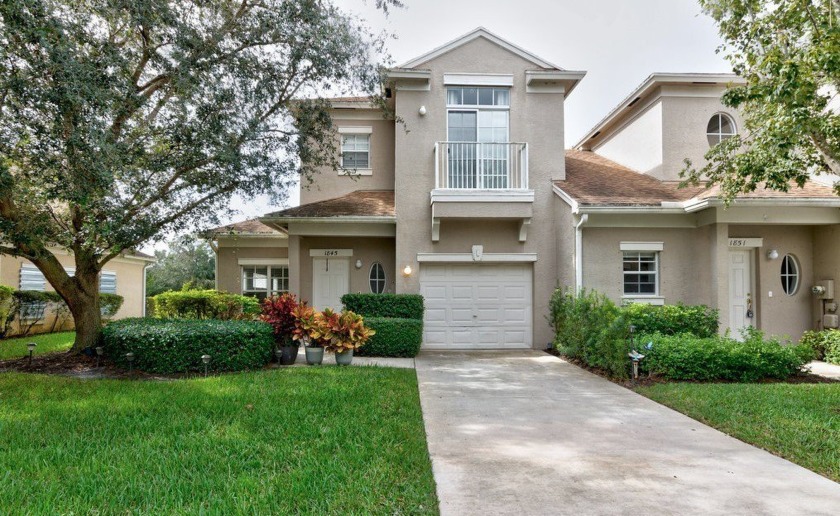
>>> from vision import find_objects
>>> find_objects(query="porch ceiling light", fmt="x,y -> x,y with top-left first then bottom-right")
767,249 -> 779,260
402,265 -> 413,277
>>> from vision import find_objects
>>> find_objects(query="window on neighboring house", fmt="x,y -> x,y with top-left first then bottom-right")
780,254 -> 800,295
242,265 -> 288,300
622,251 -> 659,296
341,134 -> 370,169
20,264 -> 46,291
706,113 -> 737,147
100,271 -> 117,294
369,262 -> 386,294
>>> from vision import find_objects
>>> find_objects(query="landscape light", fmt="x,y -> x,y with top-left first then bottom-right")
27,342 -> 37,366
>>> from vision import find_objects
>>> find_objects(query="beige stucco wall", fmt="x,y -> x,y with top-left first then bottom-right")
215,241 -> 289,294
393,37 -> 567,349
300,116 -> 396,205
292,237 -> 395,304
594,99 -> 664,177
660,88 -> 747,182
814,224 -> 840,290
554,200 -> 577,291
0,253 -> 148,335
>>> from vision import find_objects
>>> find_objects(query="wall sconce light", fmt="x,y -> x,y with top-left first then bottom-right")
355,259 -> 363,269
418,105 -> 427,116
402,265 -> 413,277
767,249 -> 779,260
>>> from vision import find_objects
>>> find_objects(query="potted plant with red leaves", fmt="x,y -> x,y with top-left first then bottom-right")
319,309 -> 375,366
260,293 -> 300,365
292,303 -> 325,365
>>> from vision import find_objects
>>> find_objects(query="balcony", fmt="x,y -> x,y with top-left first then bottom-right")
430,142 -> 534,242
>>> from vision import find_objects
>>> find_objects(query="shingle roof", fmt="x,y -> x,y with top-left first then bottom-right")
208,218 -> 284,236
557,150 -> 839,207
263,190 -> 395,219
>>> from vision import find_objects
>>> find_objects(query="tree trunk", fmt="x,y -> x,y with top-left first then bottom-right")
66,287 -> 102,353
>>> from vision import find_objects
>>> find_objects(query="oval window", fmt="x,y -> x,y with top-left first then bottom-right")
780,254 -> 800,296
369,262 -> 386,294
706,113 -> 737,147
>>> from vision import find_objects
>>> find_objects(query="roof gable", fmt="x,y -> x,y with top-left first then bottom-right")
399,27 -> 561,70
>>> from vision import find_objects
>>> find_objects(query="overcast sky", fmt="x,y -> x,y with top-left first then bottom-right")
208,0 -> 732,244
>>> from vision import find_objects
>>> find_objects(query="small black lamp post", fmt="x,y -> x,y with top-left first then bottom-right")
201,354 -> 211,377
125,352 -> 135,373
27,342 -> 37,365
95,346 -> 104,368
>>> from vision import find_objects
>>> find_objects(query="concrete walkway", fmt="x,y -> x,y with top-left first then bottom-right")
808,360 -> 840,379
415,350 -> 840,516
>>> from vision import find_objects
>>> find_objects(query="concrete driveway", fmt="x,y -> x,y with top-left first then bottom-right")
415,350 -> 840,516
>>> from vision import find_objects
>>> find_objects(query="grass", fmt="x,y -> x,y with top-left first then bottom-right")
0,367 -> 438,514
0,331 -> 75,360
638,382 -> 840,482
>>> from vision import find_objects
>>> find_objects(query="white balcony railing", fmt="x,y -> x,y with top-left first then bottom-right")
434,142 -> 528,190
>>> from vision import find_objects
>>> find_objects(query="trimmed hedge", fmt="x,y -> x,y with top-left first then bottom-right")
801,330 -> 840,365
641,331 -> 814,382
0,286 -> 13,331
622,303 -> 719,338
355,318 -> 423,358
102,318 -> 274,374
341,293 -> 424,320
152,290 -> 260,320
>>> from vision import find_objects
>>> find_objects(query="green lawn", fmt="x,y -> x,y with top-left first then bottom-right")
0,367 -> 438,514
638,383 -> 840,482
0,331 -> 75,360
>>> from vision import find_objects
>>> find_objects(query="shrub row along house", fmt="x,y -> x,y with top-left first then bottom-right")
209,28 -> 840,349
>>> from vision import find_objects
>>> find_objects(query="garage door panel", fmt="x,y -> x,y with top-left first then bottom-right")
420,263 -> 532,349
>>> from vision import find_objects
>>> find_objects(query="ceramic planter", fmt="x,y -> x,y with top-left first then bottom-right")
305,346 -> 324,365
335,348 -> 354,366
276,345 -> 299,365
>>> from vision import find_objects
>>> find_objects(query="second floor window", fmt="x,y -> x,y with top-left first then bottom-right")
341,134 -> 370,169
706,113 -> 737,147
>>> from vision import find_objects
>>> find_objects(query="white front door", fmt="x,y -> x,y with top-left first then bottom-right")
728,250 -> 754,339
312,257 -> 349,311
420,263 -> 532,349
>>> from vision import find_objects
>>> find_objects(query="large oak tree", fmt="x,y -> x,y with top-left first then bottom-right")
684,0 -> 840,198
0,0 -> 395,351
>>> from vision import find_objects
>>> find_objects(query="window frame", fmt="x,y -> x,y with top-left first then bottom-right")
706,112 -> 737,147
780,253 -> 800,296
241,264 -> 289,300
339,133 -> 371,172
622,251 -> 660,297
369,262 -> 386,294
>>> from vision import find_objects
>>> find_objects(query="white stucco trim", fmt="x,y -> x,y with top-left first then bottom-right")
443,73 -> 513,86
263,216 -> 396,224
309,249 -> 352,258
622,296 -> 666,306
416,252 -> 538,263
430,189 -> 534,203
338,169 -> 373,176
620,242 -> 664,252
552,184 -> 580,213
337,126 -> 373,134
238,258 -> 289,266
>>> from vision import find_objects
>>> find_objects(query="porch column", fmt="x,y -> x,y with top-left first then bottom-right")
709,223 -> 730,335
288,235 -> 301,297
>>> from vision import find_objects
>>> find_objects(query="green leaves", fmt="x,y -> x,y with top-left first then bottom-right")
684,0 -> 840,199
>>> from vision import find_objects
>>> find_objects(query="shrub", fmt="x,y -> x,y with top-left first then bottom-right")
549,288 -> 631,378
0,286 -> 13,332
622,303 -> 719,338
800,330 -> 840,364
642,330 -> 814,382
102,318 -> 274,374
100,293 -> 125,320
315,309 -> 376,353
260,293 -> 299,343
356,318 -> 423,358
341,293 -> 424,320
152,290 -> 259,320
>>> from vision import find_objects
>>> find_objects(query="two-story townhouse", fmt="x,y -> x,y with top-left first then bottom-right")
210,29 -> 840,348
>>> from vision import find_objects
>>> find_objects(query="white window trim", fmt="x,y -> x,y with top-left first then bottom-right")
443,73 -> 514,87
339,130 -> 372,174
238,258 -> 289,266
337,126 -> 373,134
369,262 -> 386,294
621,250 -> 660,298
620,241 -> 664,252
706,112 -> 737,146
781,254 -> 801,296
241,264 -> 290,298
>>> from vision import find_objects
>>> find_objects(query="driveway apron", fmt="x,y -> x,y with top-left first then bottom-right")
415,350 -> 840,516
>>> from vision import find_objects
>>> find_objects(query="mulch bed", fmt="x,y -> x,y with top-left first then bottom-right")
544,348 -> 839,387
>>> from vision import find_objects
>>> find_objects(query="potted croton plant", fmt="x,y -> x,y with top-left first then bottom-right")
260,293 -> 299,365
319,308 -> 375,366
292,303 -> 325,365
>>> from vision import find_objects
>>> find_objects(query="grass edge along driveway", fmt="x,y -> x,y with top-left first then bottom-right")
637,382 -> 839,483
0,366 -> 438,514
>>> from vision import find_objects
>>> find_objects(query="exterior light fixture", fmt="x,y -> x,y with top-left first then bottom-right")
402,265 -> 413,277
27,342 -> 36,366
125,352 -> 135,373
628,350 -> 645,381
355,259 -> 363,269
767,249 -> 779,260
202,354 -> 211,377
418,105 -> 427,116
95,346 -> 104,368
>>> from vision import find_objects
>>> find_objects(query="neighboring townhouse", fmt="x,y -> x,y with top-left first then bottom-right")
211,28 -> 840,349
1,250 -> 154,335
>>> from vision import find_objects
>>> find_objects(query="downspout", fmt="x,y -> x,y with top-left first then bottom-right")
575,214 -> 589,292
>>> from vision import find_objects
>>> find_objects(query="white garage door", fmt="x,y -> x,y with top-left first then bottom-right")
420,263 -> 532,349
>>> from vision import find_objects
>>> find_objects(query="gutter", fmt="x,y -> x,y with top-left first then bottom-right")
575,214 -> 589,292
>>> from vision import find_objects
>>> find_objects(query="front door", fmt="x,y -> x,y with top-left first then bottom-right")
728,250 -> 755,339
312,257 -> 349,311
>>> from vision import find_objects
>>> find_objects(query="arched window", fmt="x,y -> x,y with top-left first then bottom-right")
780,254 -> 800,296
369,262 -> 386,294
706,113 -> 737,147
